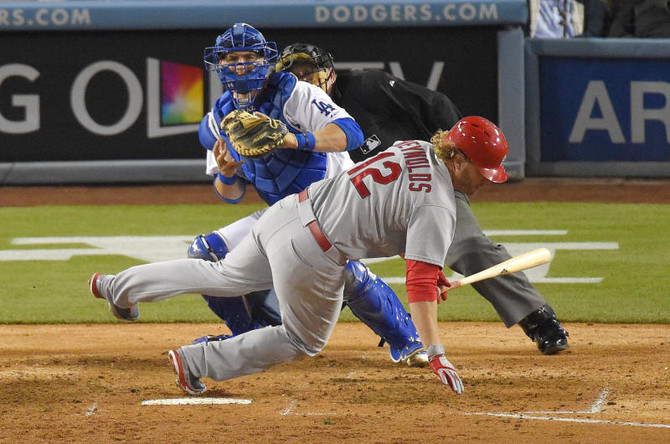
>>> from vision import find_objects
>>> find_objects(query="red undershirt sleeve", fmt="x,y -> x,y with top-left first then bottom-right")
405,259 -> 441,303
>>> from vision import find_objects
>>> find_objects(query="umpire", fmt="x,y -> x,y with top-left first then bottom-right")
275,43 -> 569,355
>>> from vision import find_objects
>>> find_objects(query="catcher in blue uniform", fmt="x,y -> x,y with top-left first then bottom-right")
184,23 -> 428,366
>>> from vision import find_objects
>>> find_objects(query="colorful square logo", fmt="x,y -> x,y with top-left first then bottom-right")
160,61 -> 204,125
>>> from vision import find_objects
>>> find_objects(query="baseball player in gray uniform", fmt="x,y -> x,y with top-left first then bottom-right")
275,43 -> 569,355
89,116 -> 509,395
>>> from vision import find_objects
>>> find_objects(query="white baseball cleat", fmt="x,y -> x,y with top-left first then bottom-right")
168,348 -> 206,395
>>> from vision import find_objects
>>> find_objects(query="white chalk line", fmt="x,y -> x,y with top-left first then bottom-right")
280,398 -> 336,417
85,402 -> 98,416
523,386 -> 611,415
462,412 -> 670,429
142,398 -> 252,406
280,399 -> 296,416
589,386 -> 610,413
464,386 -> 670,429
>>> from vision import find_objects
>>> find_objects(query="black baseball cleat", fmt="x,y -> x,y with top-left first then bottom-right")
518,305 -> 569,355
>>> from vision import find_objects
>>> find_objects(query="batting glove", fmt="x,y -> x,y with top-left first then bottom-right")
436,270 -> 452,303
427,344 -> 464,395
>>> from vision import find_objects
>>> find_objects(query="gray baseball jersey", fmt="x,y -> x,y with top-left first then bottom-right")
96,139 -> 458,383
309,139 -> 456,266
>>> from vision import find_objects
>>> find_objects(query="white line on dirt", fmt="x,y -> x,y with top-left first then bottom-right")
588,386 -> 610,413
280,399 -> 296,416
521,386 -> 611,415
463,385 -> 670,429
85,402 -> 98,416
279,399 -> 335,417
463,412 -> 670,429
141,398 -> 252,406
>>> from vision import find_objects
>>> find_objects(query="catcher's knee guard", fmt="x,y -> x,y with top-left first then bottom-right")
187,232 -> 281,335
187,232 -> 229,261
343,261 -> 426,366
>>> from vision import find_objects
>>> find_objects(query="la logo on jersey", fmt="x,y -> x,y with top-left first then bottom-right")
311,99 -> 336,116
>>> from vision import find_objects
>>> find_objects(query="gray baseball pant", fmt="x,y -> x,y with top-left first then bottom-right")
99,193 -> 347,381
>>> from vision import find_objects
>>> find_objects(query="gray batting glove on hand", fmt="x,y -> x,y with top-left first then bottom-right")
427,344 -> 464,395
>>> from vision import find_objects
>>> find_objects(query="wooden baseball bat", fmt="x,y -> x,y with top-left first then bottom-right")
449,248 -> 551,289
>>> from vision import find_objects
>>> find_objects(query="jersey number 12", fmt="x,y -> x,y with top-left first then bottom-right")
348,152 -> 401,198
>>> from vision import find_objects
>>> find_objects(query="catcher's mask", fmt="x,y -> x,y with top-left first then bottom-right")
204,22 -> 278,109
275,43 -> 336,94
443,116 -> 509,183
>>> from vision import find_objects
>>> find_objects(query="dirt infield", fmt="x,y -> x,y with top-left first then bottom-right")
1,322 -> 669,443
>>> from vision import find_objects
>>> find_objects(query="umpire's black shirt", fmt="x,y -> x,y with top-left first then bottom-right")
332,70 -> 463,163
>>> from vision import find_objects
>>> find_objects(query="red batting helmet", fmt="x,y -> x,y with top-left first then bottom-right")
444,116 -> 508,183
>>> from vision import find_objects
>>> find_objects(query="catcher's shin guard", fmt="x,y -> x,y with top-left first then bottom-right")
203,295 -> 257,336
343,261 -> 427,366
203,290 -> 281,336
187,233 -> 281,335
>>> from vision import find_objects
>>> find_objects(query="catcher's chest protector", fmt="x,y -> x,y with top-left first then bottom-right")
244,151 -> 328,205
233,72 -> 328,205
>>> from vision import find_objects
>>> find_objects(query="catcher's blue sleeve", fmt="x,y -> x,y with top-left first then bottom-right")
199,116 -> 218,151
332,117 -> 364,151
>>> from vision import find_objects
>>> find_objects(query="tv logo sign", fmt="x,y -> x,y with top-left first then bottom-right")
0,59 -> 222,138
539,57 -> 670,162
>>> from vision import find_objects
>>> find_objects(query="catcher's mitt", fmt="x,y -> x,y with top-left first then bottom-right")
221,110 -> 288,158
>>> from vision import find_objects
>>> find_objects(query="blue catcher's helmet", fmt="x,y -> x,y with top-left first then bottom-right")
204,23 -> 278,109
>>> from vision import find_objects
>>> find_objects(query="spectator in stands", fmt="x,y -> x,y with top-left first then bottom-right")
527,0 -> 611,37
608,0 -> 670,37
